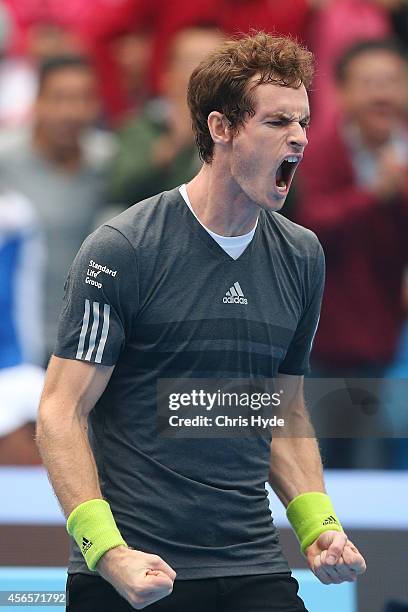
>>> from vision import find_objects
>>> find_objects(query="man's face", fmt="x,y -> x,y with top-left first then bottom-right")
35,67 -> 99,149
164,28 -> 224,101
339,51 -> 408,143
229,81 -> 310,211
112,32 -> 152,92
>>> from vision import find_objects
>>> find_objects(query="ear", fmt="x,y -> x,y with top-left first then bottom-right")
207,111 -> 233,150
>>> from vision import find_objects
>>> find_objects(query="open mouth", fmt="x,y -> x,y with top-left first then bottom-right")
275,156 -> 300,192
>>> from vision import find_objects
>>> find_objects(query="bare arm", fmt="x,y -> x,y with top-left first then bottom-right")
268,374 -> 324,507
36,355 -> 176,608
36,355 -> 114,516
269,374 -> 367,584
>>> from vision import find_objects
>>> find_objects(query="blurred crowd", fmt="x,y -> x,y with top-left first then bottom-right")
0,0 -> 407,468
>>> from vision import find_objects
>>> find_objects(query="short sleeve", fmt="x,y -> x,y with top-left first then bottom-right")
278,241 -> 325,375
53,224 -> 138,366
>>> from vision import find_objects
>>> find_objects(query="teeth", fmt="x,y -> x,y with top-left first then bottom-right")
285,156 -> 299,163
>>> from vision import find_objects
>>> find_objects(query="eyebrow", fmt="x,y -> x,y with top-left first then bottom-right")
262,111 -> 311,123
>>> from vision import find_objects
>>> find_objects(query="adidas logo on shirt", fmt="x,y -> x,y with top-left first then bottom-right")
223,281 -> 248,305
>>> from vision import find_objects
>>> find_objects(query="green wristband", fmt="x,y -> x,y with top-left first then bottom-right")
286,492 -> 343,554
66,499 -> 127,571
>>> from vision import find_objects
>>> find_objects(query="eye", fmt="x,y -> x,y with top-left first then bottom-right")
266,120 -> 287,127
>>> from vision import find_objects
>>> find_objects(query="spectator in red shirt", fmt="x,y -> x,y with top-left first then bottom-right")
296,39 -> 408,467
297,38 -> 408,374
307,0 -> 407,138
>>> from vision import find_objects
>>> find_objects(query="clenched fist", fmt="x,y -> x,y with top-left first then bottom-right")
305,530 -> 367,585
96,545 -> 177,609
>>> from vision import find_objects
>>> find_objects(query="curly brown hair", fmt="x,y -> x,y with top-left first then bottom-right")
187,32 -> 314,163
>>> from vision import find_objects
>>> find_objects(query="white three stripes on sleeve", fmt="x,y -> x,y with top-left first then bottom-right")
76,299 -> 111,363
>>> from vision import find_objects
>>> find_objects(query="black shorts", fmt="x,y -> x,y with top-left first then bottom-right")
66,571 -> 309,611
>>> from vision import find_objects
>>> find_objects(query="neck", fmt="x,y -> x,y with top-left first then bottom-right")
186,163 -> 259,237
33,128 -> 82,172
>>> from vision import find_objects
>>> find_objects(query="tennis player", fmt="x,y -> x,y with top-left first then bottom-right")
36,32 -> 366,611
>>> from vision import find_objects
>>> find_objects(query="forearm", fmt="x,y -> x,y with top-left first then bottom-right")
268,436 -> 325,507
36,400 -> 102,517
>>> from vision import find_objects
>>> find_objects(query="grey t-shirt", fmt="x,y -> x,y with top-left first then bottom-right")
54,187 -> 325,579
0,141 -> 105,358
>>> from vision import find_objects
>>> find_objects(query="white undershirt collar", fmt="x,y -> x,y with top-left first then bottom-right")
179,184 -> 257,260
